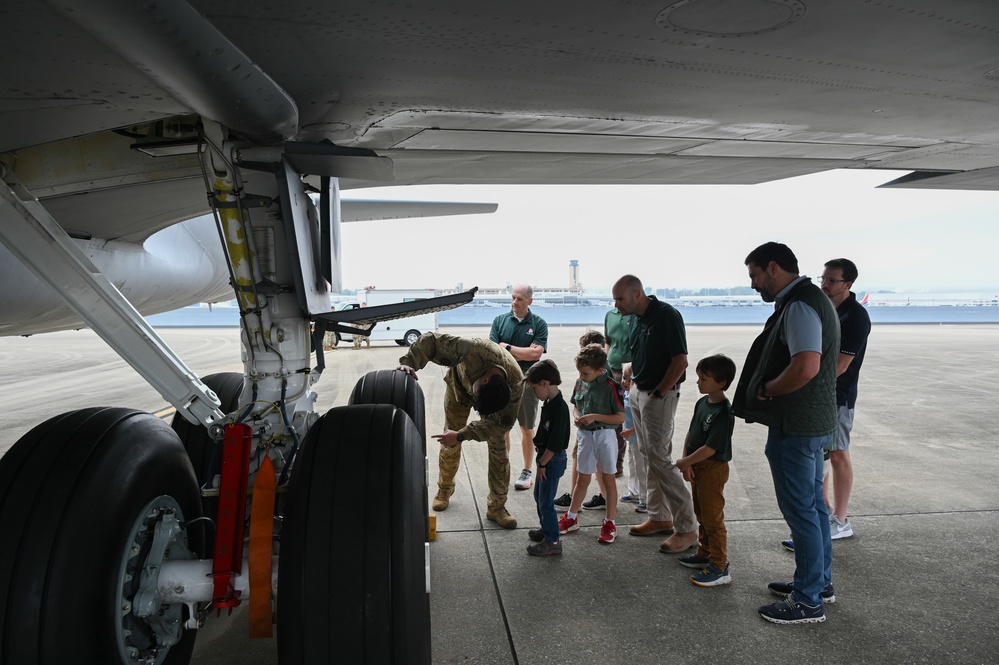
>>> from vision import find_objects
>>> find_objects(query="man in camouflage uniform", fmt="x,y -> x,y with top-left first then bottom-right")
397,332 -> 523,528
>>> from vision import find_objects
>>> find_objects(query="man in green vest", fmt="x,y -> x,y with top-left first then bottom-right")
732,242 -> 840,625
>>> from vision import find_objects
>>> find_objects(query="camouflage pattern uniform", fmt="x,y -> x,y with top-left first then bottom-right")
400,332 -> 524,510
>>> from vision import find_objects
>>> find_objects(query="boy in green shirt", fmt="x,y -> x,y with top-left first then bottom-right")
675,354 -> 737,586
558,344 -> 625,544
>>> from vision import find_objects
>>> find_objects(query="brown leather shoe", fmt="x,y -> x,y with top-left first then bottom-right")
659,531 -> 698,553
628,519 -> 674,537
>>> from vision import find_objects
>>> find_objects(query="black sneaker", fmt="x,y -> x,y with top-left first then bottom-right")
554,493 -> 572,509
528,528 -> 544,542
526,539 -> 562,557
582,494 -> 606,510
758,597 -> 825,624
678,554 -> 711,569
767,581 -> 836,604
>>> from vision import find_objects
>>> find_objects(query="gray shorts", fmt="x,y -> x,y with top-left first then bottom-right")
517,388 -> 539,429
577,429 -> 618,476
832,405 -> 855,451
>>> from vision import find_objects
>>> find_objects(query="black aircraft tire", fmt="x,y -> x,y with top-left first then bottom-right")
171,372 -> 243,555
0,408 -> 202,665
348,368 -> 426,447
277,405 -> 431,664
348,369 -> 430,540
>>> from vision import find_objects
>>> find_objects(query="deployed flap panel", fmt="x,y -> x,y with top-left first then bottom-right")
878,168 -> 999,191
315,288 -> 478,336
341,200 -> 498,222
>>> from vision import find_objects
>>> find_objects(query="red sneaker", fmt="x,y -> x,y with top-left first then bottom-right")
597,519 -> 617,544
558,513 -> 579,535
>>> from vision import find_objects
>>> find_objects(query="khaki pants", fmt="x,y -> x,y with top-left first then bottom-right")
630,385 -> 696,533
438,377 -> 510,510
691,459 -> 730,569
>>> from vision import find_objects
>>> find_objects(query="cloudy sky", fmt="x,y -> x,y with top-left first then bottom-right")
340,169 -> 999,294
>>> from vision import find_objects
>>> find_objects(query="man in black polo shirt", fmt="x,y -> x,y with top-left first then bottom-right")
612,274 -> 697,553
490,283 -> 549,490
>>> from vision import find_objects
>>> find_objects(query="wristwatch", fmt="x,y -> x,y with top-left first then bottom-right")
455,431 -> 465,443
651,388 -> 664,399
505,343 -> 512,352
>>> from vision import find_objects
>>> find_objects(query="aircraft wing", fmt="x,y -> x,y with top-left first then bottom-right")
1,0 -> 998,248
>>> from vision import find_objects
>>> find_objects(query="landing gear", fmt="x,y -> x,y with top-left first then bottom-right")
171,371 -> 244,487
277,405 -> 432,664
170,372 -> 244,555
0,408 -> 202,665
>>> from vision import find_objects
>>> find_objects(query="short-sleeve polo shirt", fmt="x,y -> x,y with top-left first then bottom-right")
629,297 -> 688,391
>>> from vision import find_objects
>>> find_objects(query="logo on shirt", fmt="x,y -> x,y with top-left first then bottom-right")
527,327 -> 534,336
702,413 -> 715,433
541,419 -> 550,431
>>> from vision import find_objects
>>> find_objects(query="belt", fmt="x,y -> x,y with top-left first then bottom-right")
638,383 -> 679,393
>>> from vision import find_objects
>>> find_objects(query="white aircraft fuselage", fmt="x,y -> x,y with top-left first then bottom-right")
0,1 -> 996,663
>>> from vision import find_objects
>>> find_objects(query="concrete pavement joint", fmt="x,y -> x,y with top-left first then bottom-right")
460,456 -> 521,665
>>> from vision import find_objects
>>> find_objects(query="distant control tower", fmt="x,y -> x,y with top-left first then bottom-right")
569,260 -> 580,291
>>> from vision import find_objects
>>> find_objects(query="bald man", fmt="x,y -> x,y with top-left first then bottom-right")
489,283 -> 548,491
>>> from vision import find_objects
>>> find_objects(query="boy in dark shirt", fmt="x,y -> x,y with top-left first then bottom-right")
524,360 -> 571,556
675,354 -> 737,586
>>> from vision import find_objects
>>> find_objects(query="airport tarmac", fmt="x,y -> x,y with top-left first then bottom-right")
1,324 -> 997,664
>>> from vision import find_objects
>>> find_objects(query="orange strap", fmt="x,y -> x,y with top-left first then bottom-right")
248,454 -> 276,638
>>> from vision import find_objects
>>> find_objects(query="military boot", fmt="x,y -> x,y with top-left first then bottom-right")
486,507 -> 517,529
432,488 -> 453,512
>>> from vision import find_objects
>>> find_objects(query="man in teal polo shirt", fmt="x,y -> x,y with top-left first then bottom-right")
605,306 -> 633,476
612,274 -> 697,554
490,283 -> 549,490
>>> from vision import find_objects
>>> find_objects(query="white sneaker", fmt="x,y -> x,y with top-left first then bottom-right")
514,469 -> 533,490
830,514 -> 854,539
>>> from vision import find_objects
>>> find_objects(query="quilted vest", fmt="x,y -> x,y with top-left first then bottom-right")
732,279 -> 840,437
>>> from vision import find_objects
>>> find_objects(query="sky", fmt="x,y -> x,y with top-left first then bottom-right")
339,169 -> 999,295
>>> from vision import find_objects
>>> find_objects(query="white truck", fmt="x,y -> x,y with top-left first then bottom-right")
336,288 -> 439,346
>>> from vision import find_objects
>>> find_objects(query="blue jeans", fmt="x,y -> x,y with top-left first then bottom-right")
534,450 -> 567,544
765,427 -> 833,606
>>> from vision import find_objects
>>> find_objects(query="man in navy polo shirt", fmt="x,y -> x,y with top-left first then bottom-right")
780,257 -> 871,551
819,258 -> 870,538
490,283 -> 549,490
